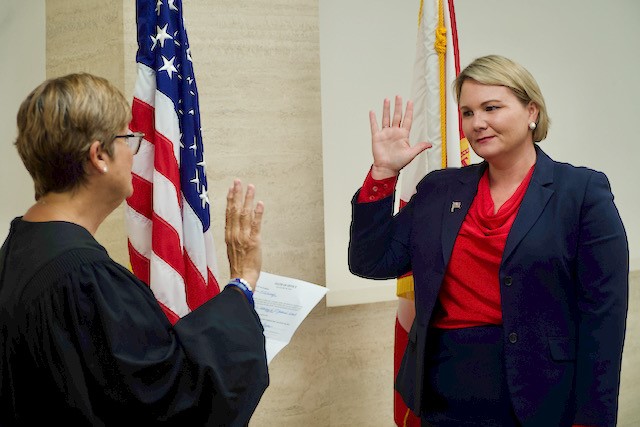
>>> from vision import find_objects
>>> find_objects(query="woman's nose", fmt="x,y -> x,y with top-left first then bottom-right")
472,113 -> 487,130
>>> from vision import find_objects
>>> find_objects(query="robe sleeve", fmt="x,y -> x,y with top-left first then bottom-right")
26,252 -> 268,426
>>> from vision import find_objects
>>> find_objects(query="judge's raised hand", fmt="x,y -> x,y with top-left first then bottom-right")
369,95 -> 432,179
225,179 -> 264,291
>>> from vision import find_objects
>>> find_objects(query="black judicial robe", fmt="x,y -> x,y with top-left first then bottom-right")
0,218 -> 268,426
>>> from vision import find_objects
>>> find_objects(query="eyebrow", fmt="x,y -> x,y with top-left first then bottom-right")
459,99 -> 502,109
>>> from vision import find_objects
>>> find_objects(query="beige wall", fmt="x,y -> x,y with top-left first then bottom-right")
41,1 -> 640,425
0,0 -> 45,239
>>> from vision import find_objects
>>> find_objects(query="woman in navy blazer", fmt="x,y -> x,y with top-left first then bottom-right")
349,55 -> 628,426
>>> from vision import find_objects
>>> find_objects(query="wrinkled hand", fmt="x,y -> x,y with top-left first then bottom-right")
225,179 -> 264,291
369,95 -> 432,179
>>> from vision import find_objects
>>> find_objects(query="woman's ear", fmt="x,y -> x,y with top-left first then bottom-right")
527,101 -> 540,123
87,140 -> 108,175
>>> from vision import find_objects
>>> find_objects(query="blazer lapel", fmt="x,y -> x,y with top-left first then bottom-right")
502,146 -> 555,264
441,164 -> 485,266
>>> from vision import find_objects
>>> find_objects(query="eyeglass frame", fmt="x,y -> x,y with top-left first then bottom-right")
113,132 -> 145,154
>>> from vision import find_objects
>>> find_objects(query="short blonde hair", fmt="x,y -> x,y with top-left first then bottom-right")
453,55 -> 550,142
15,73 -> 131,199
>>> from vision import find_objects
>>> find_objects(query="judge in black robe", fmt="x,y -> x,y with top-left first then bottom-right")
0,73 -> 268,426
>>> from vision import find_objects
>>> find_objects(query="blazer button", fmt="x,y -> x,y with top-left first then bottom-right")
504,276 -> 513,286
508,332 -> 518,343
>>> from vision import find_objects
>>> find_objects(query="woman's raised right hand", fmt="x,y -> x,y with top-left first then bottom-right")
369,95 -> 432,179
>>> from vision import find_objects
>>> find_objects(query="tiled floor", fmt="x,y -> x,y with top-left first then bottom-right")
251,271 -> 640,426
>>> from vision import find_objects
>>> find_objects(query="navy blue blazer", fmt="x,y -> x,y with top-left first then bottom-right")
349,146 -> 628,426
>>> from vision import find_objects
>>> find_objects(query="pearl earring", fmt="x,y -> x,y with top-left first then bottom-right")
529,122 -> 537,130
103,166 -> 108,173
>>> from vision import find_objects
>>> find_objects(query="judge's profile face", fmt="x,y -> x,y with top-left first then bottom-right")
103,126 -> 136,200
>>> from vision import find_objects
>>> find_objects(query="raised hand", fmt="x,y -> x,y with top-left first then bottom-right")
369,95 -> 432,179
225,179 -> 264,290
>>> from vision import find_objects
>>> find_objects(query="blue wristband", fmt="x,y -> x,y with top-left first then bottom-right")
226,278 -> 254,307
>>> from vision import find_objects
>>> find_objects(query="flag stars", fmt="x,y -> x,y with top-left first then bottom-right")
155,24 -> 173,48
172,31 -> 181,47
155,0 -> 163,15
168,0 -> 179,12
199,185 -> 210,209
190,169 -> 200,188
159,55 -> 178,79
186,48 -> 193,62
189,136 -> 198,153
150,34 -> 159,51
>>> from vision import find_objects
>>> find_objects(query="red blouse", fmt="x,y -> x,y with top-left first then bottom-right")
356,165 -> 535,329
431,165 -> 535,328
356,168 -> 398,203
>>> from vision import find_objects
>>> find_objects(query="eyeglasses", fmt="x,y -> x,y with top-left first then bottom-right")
113,132 -> 145,154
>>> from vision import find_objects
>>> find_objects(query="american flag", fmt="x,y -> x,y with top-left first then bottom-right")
126,0 -> 220,324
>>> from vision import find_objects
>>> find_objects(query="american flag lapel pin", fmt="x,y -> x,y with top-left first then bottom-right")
450,201 -> 462,213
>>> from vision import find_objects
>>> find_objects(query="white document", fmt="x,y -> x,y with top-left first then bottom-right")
253,271 -> 328,364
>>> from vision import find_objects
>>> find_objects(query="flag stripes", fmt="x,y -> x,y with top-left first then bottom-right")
126,0 -> 220,324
